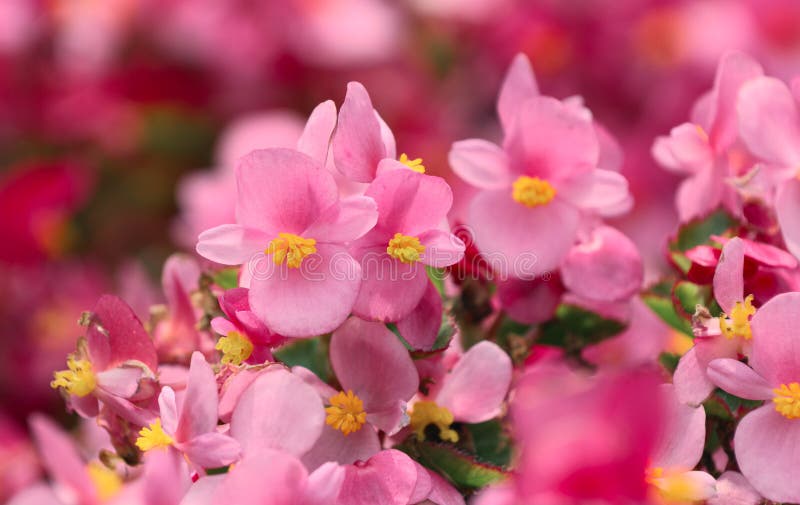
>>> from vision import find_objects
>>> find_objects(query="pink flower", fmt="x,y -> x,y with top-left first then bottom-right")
196,147 -> 378,337
135,352 -> 240,470
450,54 -> 631,278
349,168 -> 464,322
652,51 -> 763,222
706,291 -> 800,503
296,317 -> 419,470
50,295 -> 158,427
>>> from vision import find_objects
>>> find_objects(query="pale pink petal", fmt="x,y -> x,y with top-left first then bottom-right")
712,234 -> 798,269
29,416 -> 95,501
230,369 -> 324,456
179,432 -> 241,469
418,229 -> 465,268
749,292 -> 800,384
707,359 -> 773,401
708,51 -> 763,151
335,449 -> 419,505
738,77 -> 800,167
651,385 -> 706,470
301,422 -> 381,471
331,317 -> 419,413
673,347 -> 716,406
396,281 -> 443,351
560,226 -> 643,302
292,365 -> 339,399
426,468 -> 466,505
652,135 -> 684,173
216,111 -> 304,167
652,123 -> 713,174
303,196 -> 378,243
176,352 -> 218,442
209,317 -> 237,336
235,148 -> 338,233
436,341 -> 512,423
6,484 -> 62,505
332,82 -> 386,183
248,244 -> 362,337
297,100 -> 337,165
559,170 -> 632,217
212,450 -> 308,505
303,462 -> 346,505
178,475 -> 224,505
158,386 -> 179,434
87,295 -> 158,373
162,254 -> 199,314
218,368 -> 274,423
708,471 -> 761,505
776,179 -> 800,261
96,367 -> 142,398
366,169 -> 454,235
595,123 -> 624,173
449,139 -> 512,190
469,190 -> 580,278
196,224 -> 269,266
734,405 -> 800,503
713,237 -> 745,313
408,462 -> 433,504
139,447 -> 192,505
497,53 -> 539,134
94,389 -> 156,427
675,163 -> 725,223
366,402 -> 409,435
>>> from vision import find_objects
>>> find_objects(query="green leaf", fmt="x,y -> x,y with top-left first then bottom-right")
464,420 -> 513,467
658,352 -> 680,374
537,304 -> 625,353
273,337 -> 332,382
642,292 -> 694,336
672,281 -> 710,318
426,266 -> 446,298
670,210 -> 736,252
405,441 -> 508,489
212,268 -> 240,290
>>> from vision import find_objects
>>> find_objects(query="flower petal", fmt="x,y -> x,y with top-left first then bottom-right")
366,169 -> 454,235
708,51 -> 763,151
713,236 -> 745,313
396,281 -> 443,351
708,471 -> 762,505
332,82 -> 386,183
449,139 -> 512,190
301,422 -> 381,471
303,196 -> 378,244
176,352 -> 219,442
418,229 -> 465,268
297,100 -> 337,165
651,384 -> 706,470
776,178 -> 800,261
673,347 -> 716,406
497,53 -> 539,134
179,432 -> 241,469
196,224 -> 268,266
708,359 -> 773,401
749,292 -> 800,384
738,76 -> 800,166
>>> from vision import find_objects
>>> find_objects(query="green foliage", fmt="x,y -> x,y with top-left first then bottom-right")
464,420 -> 513,467
670,210 -> 736,253
212,268 -> 240,290
273,336 -> 332,382
537,304 -> 626,354
400,440 -> 508,489
672,281 -> 710,318
642,281 -> 694,336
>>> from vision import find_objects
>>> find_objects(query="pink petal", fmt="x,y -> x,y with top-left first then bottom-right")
376,112 -> 397,160
776,178 -> 800,261
749,292 -> 800,384
6,484 -> 62,505
161,254 -> 199,317
560,225 -> 643,302
495,276 -> 562,324
248,244 -> 362,337
408,462 -> 433,504
734,405 -> 800,503
330,317 -> 419,413
559,170 -> 632,217
218,368 -> 273,424
595,123 -> 624,173
87,295 -> 158,373
449,139 -> 512,190
673,347 -> 716,406
738,76 -> 800,166
418,229 -> 465,268
713,237 -> 745,313
707,359 -> 773,401
29,415 -> 95,501
426,468 -> 466,505
301,422 -> 381,471
436,341 -> 512,423
396,281 -> 443,351
158,386 -> 179,434
178,475 -> 224,505
212,450 -> 309,505
96,366 -> 142,398
366,169 -> 454,235
712,235 -> 798,269
303,196 -> 378,243
336,450 -> 420,505
179,432 -> 241,469
652,123 -> 713,174
504,96 -> 597,184
235,148 -> 338,233
497,53 -> 539,134
196,224 -> 268,266
651,384 -> 706,470
175,353 -> 218,442
304,462 -> 347,505
297,100 -> 337,165
332,82 -> 386,183
230,369 -> 324,456
469,190 -> 580,278
708,51 -> 763,151
708,471 -> 762,505
139,448 -> 192,505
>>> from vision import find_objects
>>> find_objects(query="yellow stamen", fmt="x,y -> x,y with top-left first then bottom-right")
774,383 -> 800,419
646,467 -> 705,503
399,153 -> 425,174
511,176 -> 556,207
410,401 -> 459,443
51,356 -> 96,397
215,331 -> 253,366
719,295 -> 756,340
86,462 -> 122,501
325,390 -> 367,436
266,233 -> 317,269
135,418 -> 173,452
695,124 -> 709,143
387,233 -> 425,264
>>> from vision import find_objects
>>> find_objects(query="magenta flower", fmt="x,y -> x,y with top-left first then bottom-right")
450,54 -> 631,277
350,168 -> 465,322
134,352 -> 240,470
50,295 -> 158,427
706,292 -> 800,503
196,147 -> 378,337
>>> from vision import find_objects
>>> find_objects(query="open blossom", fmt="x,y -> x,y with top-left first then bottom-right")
449,54 -> 632,278
196,147 -> 378,337
705,291 -> 800,503
50,295 -> 158,427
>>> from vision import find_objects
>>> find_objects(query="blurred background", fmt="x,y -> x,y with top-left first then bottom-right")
2,0 -> 800,498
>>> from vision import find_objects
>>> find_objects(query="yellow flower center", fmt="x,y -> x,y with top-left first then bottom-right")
774,382 -> 800,419
266,232 -> 317,269
399,153 -> 425,174
511,176 -> 556,207
86,462 -> 122,502
215,331 -> 253,366
646,467 -> 705,503
387,233 -> 425,264
51,356 -> 96,397
135,418 -> 173,452
719,295 -> 756,340
410,401 -> 459,443
325,390 -> 367,436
